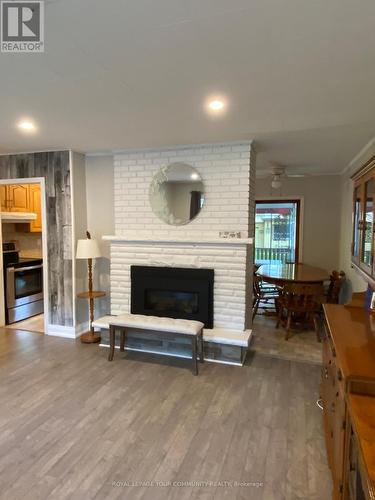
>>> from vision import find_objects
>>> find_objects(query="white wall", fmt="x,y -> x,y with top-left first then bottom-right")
255,175 -> 341,273
85,154 -> 114,317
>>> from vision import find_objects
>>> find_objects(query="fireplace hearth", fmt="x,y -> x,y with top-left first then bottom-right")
131,266 -> 214,328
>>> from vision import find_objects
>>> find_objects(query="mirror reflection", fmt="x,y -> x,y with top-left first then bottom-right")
149,163 -> 205,226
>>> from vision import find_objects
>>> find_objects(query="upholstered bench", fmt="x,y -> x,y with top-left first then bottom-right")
93,315 -> 252,366
107,313 -> 204,375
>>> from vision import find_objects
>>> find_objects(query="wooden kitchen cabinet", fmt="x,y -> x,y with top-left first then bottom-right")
28,184 -> 42,232
7,184 -> 29,212
0,184 -> 8,211
322,304 -> 375,499
0,183 -> 42,232
0,183 -> 29,212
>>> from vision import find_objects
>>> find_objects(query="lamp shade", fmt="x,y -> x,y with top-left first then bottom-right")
76,239 -> 101,259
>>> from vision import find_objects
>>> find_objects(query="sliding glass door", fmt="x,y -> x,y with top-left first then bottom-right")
255,200 -> 300,265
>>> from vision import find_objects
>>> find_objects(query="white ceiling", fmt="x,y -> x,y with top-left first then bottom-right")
1,0 -> 375,174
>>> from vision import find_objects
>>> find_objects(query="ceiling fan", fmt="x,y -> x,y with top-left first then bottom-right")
269,164 -> 307,189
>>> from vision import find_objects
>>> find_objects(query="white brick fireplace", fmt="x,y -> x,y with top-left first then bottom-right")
105,238 -> 253,330
105,141 -> 256,333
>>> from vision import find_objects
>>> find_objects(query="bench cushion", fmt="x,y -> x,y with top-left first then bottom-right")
108,313 -> 204,336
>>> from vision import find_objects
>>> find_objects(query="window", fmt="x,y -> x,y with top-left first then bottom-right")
255,200 -> 301,264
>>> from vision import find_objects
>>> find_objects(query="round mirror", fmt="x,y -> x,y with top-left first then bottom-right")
149,162 -> 205,226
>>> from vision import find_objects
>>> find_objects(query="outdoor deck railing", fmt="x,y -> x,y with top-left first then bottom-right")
255,247 -> 294,263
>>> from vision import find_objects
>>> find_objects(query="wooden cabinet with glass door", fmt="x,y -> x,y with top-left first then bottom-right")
352,184 -> 362,267
351,156 -> 375,283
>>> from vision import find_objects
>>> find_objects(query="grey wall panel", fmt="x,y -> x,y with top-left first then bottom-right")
0,151 -> 73,326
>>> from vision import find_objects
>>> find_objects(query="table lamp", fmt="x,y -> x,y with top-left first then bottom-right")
76,231 -> 103,344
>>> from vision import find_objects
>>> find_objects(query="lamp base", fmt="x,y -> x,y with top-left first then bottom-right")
80,331 -> 101,344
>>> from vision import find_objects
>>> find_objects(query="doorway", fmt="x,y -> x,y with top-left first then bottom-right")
255,199 -> 301,265
0,178 -> 48,334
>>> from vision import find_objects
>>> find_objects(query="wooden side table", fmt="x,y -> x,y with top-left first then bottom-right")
77,290 -> 106,343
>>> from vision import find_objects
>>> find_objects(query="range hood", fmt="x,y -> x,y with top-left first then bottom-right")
1,212 -> 37,223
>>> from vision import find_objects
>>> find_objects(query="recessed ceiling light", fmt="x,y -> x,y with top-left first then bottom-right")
208,100 -> 225,111
205,96 -> 228,116
191,172 -> 199,180
17,120 -> 36,132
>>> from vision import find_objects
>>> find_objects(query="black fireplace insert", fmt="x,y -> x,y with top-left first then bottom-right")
131,266 -> 214,328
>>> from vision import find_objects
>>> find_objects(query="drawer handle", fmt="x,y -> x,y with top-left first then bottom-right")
316,399 -> 324,410
337,369 -> 343,381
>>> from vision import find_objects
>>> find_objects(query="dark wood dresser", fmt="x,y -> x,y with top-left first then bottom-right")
322,304 -> 375,499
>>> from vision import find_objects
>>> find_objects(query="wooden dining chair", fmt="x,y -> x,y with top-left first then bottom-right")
276,282 -> 325,340
252,274 -> 280,320
326,270 -> 346,304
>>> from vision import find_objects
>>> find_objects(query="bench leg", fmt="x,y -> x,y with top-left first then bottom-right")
108,325 -> 115,361
199,330 -> 204,363
120,328 -> 126,352
192,337 -> 198,375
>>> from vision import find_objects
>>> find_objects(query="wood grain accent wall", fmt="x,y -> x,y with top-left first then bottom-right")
0,151 -> 73,326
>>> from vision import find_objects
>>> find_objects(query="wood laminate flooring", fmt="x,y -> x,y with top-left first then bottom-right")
251,315 -> 322,365
6,314 -> 45,334
0,328 -> 331,500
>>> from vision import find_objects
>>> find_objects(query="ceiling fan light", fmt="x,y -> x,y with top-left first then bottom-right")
271,176 -> 282,189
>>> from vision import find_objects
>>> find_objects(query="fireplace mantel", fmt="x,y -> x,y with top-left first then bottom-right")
102,235 -> 253,246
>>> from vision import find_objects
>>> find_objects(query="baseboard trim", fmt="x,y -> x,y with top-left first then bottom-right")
46,322 -> 89,339
75,322 -> 90,336
46,324 -> 77,338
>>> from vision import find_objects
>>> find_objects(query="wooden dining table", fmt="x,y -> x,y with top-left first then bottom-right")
257,262 -> 329,286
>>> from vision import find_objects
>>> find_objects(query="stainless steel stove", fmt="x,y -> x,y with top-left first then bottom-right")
3,243 -> 44,324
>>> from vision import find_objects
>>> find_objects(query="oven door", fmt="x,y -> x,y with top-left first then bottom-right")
6,264 -> 43,308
